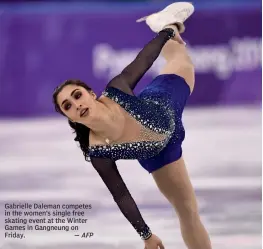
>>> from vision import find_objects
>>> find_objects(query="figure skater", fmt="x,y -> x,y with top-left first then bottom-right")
53,2 -> 212,249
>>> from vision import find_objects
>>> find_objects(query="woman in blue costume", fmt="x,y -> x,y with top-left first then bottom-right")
53,2 -> 212,249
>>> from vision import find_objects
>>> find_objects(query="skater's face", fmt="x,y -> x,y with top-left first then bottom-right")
56,84 -> 98,124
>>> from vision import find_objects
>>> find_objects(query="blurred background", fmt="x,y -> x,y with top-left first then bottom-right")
0,0 -> 261,249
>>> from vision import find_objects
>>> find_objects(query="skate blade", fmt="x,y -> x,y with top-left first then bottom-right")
136,16 -> 149,23
136,2 -> 194,23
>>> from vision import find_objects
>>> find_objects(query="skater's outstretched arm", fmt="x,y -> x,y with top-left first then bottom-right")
90,156 -> 152,239
107,28 -> 175,94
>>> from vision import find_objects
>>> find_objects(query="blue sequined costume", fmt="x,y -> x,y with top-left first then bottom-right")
89,74 -> 190,172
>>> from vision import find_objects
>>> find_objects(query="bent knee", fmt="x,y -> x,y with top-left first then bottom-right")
160,60 -> 195,92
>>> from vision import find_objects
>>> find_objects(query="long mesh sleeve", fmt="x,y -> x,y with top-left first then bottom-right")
107,29 -> 175,94
90,156 -> 152,239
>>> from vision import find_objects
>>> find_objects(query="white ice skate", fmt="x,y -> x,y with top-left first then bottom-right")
136,2 -> 194,33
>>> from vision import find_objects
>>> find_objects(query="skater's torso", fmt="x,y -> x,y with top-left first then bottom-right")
89,96 -> 167,145
88,86 -> 177,160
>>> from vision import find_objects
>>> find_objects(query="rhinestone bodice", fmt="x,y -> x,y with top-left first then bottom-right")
88,86 -> 180,160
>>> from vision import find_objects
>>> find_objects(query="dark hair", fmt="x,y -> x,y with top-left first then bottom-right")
52,79 -> 92,161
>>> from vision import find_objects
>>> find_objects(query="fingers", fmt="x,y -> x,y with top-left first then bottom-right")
176,35 -> 186,45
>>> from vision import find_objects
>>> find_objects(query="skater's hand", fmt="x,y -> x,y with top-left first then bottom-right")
165,24 -> 186,45
144,234 -> 165,249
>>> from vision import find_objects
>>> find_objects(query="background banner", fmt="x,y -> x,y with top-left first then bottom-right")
0,7 -> 261,117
